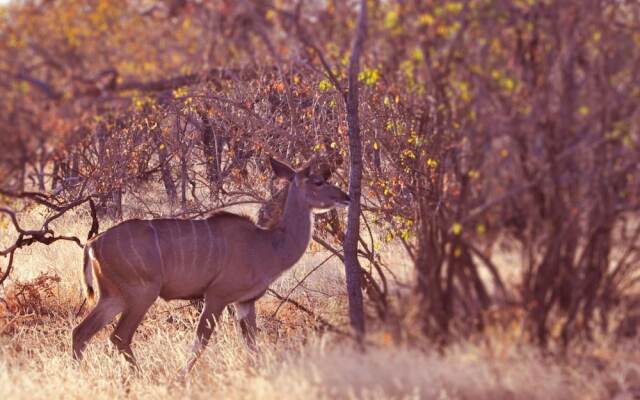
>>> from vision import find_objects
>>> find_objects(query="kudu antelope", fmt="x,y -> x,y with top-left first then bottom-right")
72,157 -> 350,372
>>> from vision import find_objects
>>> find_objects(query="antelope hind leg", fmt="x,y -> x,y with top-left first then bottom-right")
109,289 -> 158,369
72,296 -> 124,361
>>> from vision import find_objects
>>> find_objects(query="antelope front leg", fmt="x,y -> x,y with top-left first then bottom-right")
235,300 -> 257,352
180,297 -> 225,376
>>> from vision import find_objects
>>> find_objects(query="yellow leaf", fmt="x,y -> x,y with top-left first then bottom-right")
358,67 -> 380,86
453,246 -> 462,258
172,87 -> 188,98
418,13 -> 435,26
401,149 -> 416,159
578,106 -> 590,116
451,223 -> 462,235
501,77 -> 515,92
411,48 -> 424,61
384,10 -> 398,29
445,2 -> 464,14
401,230 -> 411,241
319,79 -> 334,91
468,169 -> 480,179
265,9 -> 276,21
181,17 -> 192,30
592,31 -> 602,42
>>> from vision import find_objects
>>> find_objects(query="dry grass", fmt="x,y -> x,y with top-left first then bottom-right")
1,206 -> 638,399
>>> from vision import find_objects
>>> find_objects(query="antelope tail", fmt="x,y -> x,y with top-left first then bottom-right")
82,245 -> 96,305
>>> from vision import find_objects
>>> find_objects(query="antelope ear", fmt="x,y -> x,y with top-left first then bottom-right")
270,157 -> 295,181
317,162 -> 332,181
298,164 -> 311,178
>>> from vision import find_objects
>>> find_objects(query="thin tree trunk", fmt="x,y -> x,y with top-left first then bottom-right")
70,152 -> 79,180
17,142 -> 30,192
111,189 -> 123,220
160,151 -> 177,205
198,110 -> 222,196
342,0 -> 367,340
35,138 -> 47,191
51,160 -> 60,191
153,130 -> 177,204
174,113 -> 189,210
181,152 -> 188,210
16,156 -> 26,192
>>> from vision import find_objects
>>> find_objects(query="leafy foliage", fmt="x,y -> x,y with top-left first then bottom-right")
0,0 -> 639,346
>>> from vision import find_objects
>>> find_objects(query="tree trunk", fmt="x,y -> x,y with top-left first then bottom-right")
180,151 -> 188,210
342,0 -> 367,340
51,160 -> 60,191
175,114 -> 189,210
16,156 -> 26,192
70,153 -> 79,180
111,189 -> 123,220
152,130 -> 177,205
198,110 -> 223,196
35,138 -> 47,191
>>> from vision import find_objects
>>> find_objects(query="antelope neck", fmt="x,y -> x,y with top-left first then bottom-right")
270,180 -> 313,271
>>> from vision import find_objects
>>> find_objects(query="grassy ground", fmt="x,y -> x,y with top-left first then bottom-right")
1,206 -> 638,399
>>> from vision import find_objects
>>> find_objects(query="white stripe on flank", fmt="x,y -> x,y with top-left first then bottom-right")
128,224 -> 147,271
116,229 -> 134,271
115,227 -> 143,284
125,225 -> 146,285
205,222 -> 214,264
148,221 -> 165,277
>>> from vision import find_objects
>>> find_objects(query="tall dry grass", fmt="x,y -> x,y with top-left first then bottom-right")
0,205 -> 638,399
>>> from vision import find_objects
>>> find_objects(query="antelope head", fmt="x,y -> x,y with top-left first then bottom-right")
269,157 -> 350,212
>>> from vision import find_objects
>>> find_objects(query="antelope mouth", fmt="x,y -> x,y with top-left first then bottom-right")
338,194 -> 351,207
312,199 -> 350,214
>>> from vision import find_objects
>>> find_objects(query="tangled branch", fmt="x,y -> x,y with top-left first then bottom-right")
0,193 -> 99,286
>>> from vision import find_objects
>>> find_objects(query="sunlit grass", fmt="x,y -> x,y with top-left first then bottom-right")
1,207 -> 638,399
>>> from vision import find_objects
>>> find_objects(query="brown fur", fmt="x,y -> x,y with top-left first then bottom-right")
71,157 -> 350,373
206,210 -> 254,223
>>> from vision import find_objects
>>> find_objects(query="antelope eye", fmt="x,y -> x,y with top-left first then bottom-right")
313,180 -> 324,186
